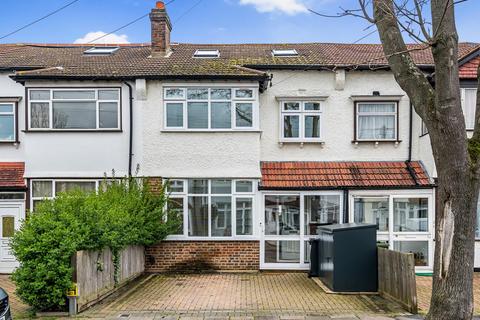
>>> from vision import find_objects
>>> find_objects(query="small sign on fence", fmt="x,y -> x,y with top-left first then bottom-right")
67,283 -> 78,297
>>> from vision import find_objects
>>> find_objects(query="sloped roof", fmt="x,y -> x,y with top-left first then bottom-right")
0,42 -> 478,80
260,161 -> 432,190
0,162 -> 26,190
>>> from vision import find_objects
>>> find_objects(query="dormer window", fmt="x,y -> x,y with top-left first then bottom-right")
272,49 -> 298,57
193,49 -> 220,58
84,47 -> 119,55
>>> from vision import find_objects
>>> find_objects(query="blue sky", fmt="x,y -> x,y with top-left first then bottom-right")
0,0 -> 478,45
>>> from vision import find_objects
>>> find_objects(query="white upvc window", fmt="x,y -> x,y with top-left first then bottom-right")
461,88 -> 478,130
27,88 -> 121,131
280,101 -> 323,142
166,179 -> 256,239
30,179 -> 100,212
0,103 -> 15,142
163,87 -> 257,131
355,101 -> 398,141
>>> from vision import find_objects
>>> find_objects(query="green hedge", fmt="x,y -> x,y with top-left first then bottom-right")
10,177 -> 180,311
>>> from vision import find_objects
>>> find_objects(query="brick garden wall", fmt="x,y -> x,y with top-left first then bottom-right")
145,241 -> 260,272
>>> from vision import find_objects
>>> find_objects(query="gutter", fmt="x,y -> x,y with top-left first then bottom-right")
258,184 -> 434,191
123,82 -> 134,177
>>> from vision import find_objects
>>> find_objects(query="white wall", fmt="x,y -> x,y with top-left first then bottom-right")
260,70 -> 412,161
0,74 -> 136,178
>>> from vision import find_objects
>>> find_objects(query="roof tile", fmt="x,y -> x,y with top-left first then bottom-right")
0,162 -> 25,189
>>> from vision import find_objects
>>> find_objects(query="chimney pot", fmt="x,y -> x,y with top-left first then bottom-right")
156,1 -> 165,9
150,1 -> 171,57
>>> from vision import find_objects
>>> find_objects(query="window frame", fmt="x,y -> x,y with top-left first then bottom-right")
461,87 -> 477,131
0,101 -> 17,143
26,87 -> 122,131
165,178 -> 257,239
279,101 -> 323,142
354,101 -> 399,142
163,86 -> 258,131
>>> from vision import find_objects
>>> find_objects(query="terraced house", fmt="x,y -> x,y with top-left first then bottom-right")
0,1 -> 479,274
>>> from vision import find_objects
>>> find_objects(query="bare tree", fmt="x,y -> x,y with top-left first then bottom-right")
311,0 -> 480,319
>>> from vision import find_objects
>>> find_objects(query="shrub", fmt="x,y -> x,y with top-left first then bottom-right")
10,177 -> 180,311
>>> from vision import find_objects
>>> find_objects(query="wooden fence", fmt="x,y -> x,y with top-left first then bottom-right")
377,247 -> 418,313
72,245 -> 145,312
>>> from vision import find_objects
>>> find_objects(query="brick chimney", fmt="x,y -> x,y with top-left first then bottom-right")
150,1 -> 172,57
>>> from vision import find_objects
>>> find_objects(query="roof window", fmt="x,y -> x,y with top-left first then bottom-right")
193,49 -> 220,58
272,49 -> 298,57
84,46 -> 120,55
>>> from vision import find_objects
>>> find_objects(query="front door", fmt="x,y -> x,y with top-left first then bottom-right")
0,202 -> 23,273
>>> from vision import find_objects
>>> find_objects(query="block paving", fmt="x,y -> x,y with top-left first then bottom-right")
0,274 -> 30,318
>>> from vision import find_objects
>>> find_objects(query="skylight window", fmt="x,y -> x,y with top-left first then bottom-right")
84,46 -> 120,55
272,49 -> 298,57
193,49 -> 220,58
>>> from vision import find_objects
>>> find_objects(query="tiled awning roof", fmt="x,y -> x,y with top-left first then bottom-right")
260,161 -> 432,190
0,162 -> 26,190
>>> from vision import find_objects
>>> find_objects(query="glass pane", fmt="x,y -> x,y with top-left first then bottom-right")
283,115 -> 299,138
264,195 -> 300,235
211,89 -> 231,100
236,180 -> 253,193
463,89 -> 477,129
2,217 -> 14,238
304,241 -> 311,263
187,102 -> 208,129
32,181 -> 53,198
0,115 -> 14,141
304,102 -> 320,111
53,102 -> 96,129
304,115 -> 320,138
165,88 -> 185,99
264,240 -> 300,263
99,102 -> 118,128
30,90 -> 50,100
168,180 -> 184,193
30,102 -> 50,128
188,196 -> 208,236
211,102 -> 231,129
53,90 -> 95,100
235,89 -> 253,99
0,193 -> 25,200
55,181 -> 96,194
211,180 -> 231,194
358,103 -> 396,113
166,103 -> 184,127
98,90 -> 119,100
236,198 -> 253,235
393,241 -> 429,266
211,196 -> 232,236
394,198 -> 429,232
358,115 -> 395,139
0,104 -> 13,113
304,195 -> 340,235
283,102 -> 300,111
187,88 -> 208,100
188,179 -> 208,194
354,197 -> 389,231
32,199 -> 45,212
168,197 -> 184,235
235,103 -> 253,127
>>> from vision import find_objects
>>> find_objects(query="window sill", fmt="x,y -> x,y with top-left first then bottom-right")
278,140 -> 325,148
160,129 -> 262,133
23,129 -> 123,133
165,235 -> 259,241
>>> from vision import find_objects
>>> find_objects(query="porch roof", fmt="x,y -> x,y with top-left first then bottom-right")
260,161 -> 432,190
0,162 -> 26,190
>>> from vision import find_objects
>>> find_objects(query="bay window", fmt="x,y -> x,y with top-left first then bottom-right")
167,179 -> 255,238
280,101 -> 322,141
355,102 -> 398,141
164,87 -> 256,130
28,88 -> 121,130
0,103 -> 15,142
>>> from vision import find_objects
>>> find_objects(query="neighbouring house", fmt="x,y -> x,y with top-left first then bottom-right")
0,1 -> 478,274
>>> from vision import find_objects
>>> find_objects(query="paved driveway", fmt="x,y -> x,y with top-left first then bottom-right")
84,273 -> 406,319
0,274 -> 29,318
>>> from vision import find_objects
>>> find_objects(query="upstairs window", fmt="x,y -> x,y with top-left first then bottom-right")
280,101 -> 323,141
28,88 -> 121,130
461,88 -> 477,130
164,87 -> 257,131
355,102 -> 398,141
0,103 -> 15,142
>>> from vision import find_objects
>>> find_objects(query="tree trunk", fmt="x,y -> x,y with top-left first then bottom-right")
372,1 -> 479,319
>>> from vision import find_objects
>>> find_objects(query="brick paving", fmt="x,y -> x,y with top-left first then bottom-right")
0,274 -> 30,318
83,273 -> 407,319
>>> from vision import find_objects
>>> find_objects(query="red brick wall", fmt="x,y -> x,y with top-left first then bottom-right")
145,241 -> 260,272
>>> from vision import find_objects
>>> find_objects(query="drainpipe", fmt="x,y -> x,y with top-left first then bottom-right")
408,102 -> 413,162
343,189 -> 349,223
123,82 -> 134,177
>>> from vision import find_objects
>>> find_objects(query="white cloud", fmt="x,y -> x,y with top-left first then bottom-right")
239,0 -> 308,15
74,31 -> 130,44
